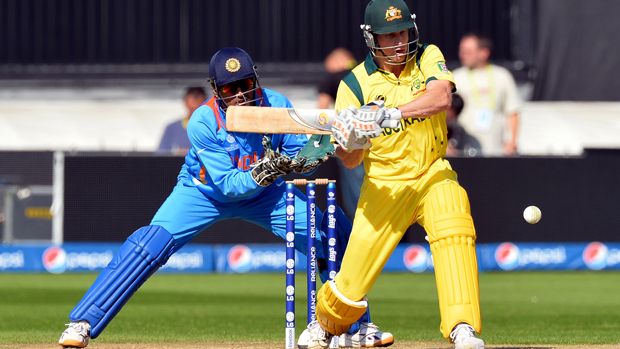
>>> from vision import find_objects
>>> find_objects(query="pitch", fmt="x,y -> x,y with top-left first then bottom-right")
0,272 -> 618,347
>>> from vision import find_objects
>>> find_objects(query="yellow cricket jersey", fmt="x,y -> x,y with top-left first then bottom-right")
335,43 -> 455,180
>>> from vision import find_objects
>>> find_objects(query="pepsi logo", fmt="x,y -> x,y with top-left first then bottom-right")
583,242 -> 607,270
495,242 -> 519,270
227,245 -> 252,272
403,245 -> 428,273
42,246 -> 67,274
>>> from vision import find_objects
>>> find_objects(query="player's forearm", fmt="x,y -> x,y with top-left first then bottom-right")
397,87 -> 451,119
396,80 -> 452,119
336,147 -> 364,169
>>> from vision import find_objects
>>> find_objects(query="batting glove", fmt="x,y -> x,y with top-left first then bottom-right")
331,107 -> 371,150
377,107 -> 402,128
354,101 -> 402,138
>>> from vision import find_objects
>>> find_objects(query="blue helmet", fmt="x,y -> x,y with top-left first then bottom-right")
208,47 -> 263,110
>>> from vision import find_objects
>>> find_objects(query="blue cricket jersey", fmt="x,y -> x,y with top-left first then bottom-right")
177,88 -> 307,203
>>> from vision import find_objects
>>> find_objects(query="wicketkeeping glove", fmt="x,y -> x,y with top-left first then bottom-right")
250,136 -> 296,187
292,134 -> 335,173
331,107 -> 372,150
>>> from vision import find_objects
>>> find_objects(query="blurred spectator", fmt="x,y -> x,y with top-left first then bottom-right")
317,48 -> 361,218
453,34 -> 521,156
446,93 -> 481,157
157,87 -> 207,154
317,48 -> 356,108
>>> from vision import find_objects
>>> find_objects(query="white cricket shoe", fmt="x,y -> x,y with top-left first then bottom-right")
338,322 -> 394,347
58,321 -> 90,348
450,323 -> 484,349
297,320 -> 334,349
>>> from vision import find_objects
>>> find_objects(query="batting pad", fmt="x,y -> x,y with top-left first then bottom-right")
423,181 -> 481,337
316,280 -> 368,335
70,225 -> 177,338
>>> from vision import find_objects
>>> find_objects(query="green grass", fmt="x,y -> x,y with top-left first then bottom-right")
0,272 -> 619,345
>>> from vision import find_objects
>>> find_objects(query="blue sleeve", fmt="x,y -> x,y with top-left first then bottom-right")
280,133 -> 308,157
187,110 -> 262,199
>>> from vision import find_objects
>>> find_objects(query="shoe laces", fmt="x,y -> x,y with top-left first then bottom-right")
308,320 -> 329,341
359,322 -> 379,334
65,321 -> 90,337
450,323 -> 475,343
362,322 -> 378,330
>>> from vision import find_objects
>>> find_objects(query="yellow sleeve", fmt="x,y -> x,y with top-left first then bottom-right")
419,44 -> 455,88
335,80 -> 363,113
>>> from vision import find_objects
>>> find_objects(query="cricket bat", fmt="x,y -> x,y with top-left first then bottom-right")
226,106 -> 335,135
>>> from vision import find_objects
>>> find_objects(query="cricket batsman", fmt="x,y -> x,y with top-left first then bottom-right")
57,47 -> 392,349
303,1 -> 485,348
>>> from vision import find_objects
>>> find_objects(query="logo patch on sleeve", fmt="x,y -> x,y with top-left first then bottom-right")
437,62 -> 449,73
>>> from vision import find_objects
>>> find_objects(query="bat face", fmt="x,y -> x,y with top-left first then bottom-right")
226,106 -> 335,134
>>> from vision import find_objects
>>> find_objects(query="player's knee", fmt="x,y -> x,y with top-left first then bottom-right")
316,280 -> 368,335
425,181 -> 476,243
120,225 -> 177,266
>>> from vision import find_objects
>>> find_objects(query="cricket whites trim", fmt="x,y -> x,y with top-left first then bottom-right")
226,106 -> 336,134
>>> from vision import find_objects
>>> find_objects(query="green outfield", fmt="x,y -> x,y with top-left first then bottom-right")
0,272 -> 618,347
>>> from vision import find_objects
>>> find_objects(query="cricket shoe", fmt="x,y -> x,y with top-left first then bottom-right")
58,321 -> 90,348
297,320 -> 335,349
338,322 -> 394,347
450,323 -> 484,349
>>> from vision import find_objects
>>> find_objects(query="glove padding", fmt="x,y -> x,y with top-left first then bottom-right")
250,136 -> 296,187
292,134 -> 335,173
331,107 -> 372,150
354,100 -> 402,138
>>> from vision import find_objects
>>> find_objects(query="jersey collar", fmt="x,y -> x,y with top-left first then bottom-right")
364,53 -> 417,83
364,53 -> 379,75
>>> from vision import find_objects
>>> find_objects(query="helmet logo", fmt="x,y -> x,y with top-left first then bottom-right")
384,6 -> 402,22
225,58 -> 241,73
